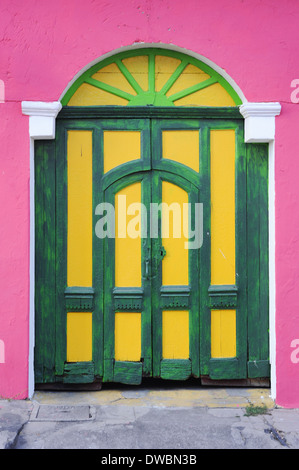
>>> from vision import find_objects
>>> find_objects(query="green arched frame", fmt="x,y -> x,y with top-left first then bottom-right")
61,48 -> 242,107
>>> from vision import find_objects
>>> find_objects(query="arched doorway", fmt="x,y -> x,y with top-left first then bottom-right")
34,48 -> 269,387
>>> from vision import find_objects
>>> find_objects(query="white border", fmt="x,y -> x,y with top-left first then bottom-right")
28,137 -> 35,398
268,141 -> 277,399
22,101 -> 61,398
22,45 -> 280,400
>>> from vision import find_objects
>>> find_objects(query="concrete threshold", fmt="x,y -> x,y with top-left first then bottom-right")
32,383 -> 275,409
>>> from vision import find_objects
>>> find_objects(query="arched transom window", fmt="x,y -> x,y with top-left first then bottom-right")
62,48 -> 241,107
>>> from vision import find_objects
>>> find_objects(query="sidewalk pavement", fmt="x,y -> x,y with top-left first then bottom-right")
1,383 -> 299,450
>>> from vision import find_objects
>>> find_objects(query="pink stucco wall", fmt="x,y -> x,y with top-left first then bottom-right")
1,0 -> 299,406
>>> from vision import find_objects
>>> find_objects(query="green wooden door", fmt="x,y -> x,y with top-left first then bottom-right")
102,169 -> 200,384
34,108 -> 270,387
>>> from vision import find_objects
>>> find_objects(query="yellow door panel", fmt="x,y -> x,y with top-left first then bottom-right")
115,312 -> 142,361
211,310 -> 236,358
67,130 -> 93,287
162,310 -> 189,359
162,129 -> 200,172
115,182 -> 142,287
104,130 -> 141,173
67,312 -> 92,362
162,181 -> 189,286
210,129 -> 236,285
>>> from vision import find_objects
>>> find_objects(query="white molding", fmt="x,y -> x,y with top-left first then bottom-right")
28,137 -> 35,399
239,102 -> 281,143
22,101 -> 62,139
268,141 -> 276,400
21,101 -> 61,397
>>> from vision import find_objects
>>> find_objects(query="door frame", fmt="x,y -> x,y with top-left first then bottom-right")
31,105 -> 274,389
22,52 -> 281,399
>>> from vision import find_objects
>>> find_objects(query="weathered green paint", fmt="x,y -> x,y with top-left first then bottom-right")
246,143 -> 269,377
160,360 -> 192,381
114,362 -> 143,385
248,360 -> 270,379
34,107 -> 269,386
58,106 -> 243,120
34,140 -> 56,384
64,287 -> 95,311
63,362 -> 95,384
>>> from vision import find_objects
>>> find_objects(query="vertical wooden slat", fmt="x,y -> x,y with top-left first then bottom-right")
55,125 -> 68,376
247,143 -> 269,374
35,141 -> 56,383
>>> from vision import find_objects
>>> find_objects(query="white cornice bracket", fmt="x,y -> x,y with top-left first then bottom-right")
239,102 -> 281,143
21,101 -> 62,139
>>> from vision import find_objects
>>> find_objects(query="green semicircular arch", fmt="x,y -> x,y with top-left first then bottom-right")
61,48 -> 242,107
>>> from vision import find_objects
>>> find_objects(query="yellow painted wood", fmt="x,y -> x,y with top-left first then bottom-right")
67,312 -> 92,362
162,182 -> 188,286
92,63 -> 137,95
104,131 -> 141,173
210,129 -> 236,285
67,83 -> 129,106
115,312 -> 141,361
67,130 -> 92,287
211,310 -> 236,358
162,310 -> 189,359
155,55 -> 181,92
162,130 -> 199,172
174,82 -> 236,107
115,182 -> 142,287
122,56 -> 149,91
166,64 -> 210,97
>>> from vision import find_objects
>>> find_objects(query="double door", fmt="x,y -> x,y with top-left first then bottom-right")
103,167 -> 200,384
34,112 -> 270,386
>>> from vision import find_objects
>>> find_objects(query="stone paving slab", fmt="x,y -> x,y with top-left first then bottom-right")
29,403 -> 96,422
0,400 -> 33,449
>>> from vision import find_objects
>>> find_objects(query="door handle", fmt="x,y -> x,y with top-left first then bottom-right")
144,246 -> 166,280
145,258 -> 150,279
151,245 -> 167,278
160,246 -> 166,260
